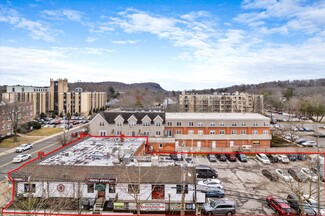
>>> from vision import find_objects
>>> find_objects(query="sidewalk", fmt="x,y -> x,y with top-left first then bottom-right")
0,124 -> 88,158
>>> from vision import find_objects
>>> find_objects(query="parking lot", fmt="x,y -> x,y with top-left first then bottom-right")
195,155 -> 325,215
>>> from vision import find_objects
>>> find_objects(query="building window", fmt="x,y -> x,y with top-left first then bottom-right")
87,184 -> 94,193
263,130 -> 268,135
152,185 -> 165,199
116,131 -> 121,135
264,122 -> 269,126
165,130 -> 172,137
129,122 -> 136,126
210,122 -> 216,127
159,143 -> 163,148
128,184 -> 140,194
99,122 -> 104,126
176,185 -> 188,194
252,130 -> 258,135
155,122 -> 161,126
167,122 -> 172,126
253,122 -> 258,126
198,122 -> 203,127
188,130 -> 194,135
220,122 -> 225,126
240,130 -> 246,134
176,122 -> 182,126
231,122 -> 237,126
143,131 -> 150,136
24,184 -> 36,193
219,130 -> 225,135
241,122 -> 246,126
176,130 -> 182,134
109,184 -> 116,193
210,130 -> 215,135
142,122 -> 150,126
156,131 -> 161,136
189,122 -> 194,126
231,130 -> 237,135
198,130 -> 203,135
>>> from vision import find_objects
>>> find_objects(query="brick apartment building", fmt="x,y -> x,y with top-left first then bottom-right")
179,91 -> 264,113
0,101 -> 34,137
89,110 -> 271,151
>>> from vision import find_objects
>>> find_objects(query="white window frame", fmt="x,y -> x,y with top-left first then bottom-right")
220,122 -> 225,127
198,122 -> 204,127
188,130 -> 194,135
210,122 -> 216,127
240,130 -> 246,135
231,130 -> 237,135
252,130 -> 258,135
210,130 -> 215,135
219,130 -> 225,135
263,130 -> 268,135
189,122 -> 194,126
176,130 -> 182,135
198,130 -> 203,135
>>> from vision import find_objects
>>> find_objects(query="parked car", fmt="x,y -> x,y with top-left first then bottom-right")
201,198 -> 236,215
311,167 -> 325,182
256,153 -> 271,164
12,154 -> 32,163
207,154 -> 217,162
216,154 -> 227,162
300,168 -> 318,182
204,188 -> 225,198
287,154 -> 297,161
288,168 -> 309,183
266,195 -> 293,215
296,138 -> 307,144
262,169 -> 279,181
276,169 -> 293,182
304,196 -> 325,216
196,165 -> 218,178
197,179 -> 224,192
235,152 -> 247,162
297,154 -> 307,161
170,154 -> 183,161
301,140 -> 317,147
277,155 -> 290,163
15,143 -> 33,153
266,154 -> 279,163
226,154 -> 237,162
287,194 -> 316,216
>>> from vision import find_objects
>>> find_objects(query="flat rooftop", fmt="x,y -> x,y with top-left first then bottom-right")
39,137 -> 146,166
166,112 -> 269,120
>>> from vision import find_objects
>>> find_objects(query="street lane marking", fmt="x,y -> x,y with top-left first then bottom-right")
0,142 -> 58,169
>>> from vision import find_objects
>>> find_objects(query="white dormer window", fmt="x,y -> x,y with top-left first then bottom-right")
142,122 -> 150,126
155,122 -> 161,126
116,122 -> 122,127
253,122 -> 258,126
210,122 -> 216,127
198,122 -> 203,127
129,122 -> 136,126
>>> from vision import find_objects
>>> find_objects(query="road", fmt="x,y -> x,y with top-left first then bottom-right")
0,126 -> 86,181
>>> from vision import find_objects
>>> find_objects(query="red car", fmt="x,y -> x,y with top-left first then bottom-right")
266,196 -> 293,215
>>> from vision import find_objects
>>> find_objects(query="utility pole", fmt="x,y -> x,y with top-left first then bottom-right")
316,127 -> 320,216
181,158 -> 186,216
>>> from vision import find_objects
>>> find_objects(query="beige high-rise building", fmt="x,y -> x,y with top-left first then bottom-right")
2,79 -> 107,117
179,91 -> 264,113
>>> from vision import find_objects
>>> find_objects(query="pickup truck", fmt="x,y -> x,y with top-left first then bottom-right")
15,143 -> 33,153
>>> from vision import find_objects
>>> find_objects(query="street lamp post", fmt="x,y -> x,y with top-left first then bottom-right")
168,191 -> 171,214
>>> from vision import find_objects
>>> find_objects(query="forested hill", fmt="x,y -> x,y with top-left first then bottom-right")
68,81 -> 166,93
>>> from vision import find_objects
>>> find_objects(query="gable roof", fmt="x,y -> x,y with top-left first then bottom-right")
100,111 -> 165,124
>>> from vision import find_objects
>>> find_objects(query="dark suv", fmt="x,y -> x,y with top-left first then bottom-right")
266,154 -> 279,163
196,165 -> 218,178
216,154 -> 227,161
235,152 -> 248,162
287,194 -> 316,216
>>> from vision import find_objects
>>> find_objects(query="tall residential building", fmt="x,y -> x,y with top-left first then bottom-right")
2,79 -> 107,116
179,91 -> 264,113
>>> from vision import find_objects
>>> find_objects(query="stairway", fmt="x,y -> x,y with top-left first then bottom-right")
93,197 -> 105,214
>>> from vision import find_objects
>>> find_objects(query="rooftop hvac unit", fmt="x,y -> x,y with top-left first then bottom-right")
123,154 -> 132,164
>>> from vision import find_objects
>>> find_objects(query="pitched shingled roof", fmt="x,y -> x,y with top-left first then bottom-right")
11,165 -> 195,184
100,111 -> 165,124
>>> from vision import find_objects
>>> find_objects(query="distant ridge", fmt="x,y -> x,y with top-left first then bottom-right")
68,81 -> 166,92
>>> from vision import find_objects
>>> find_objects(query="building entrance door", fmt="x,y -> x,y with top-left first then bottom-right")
95,184 -> 106,197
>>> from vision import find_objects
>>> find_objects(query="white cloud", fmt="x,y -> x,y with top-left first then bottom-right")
0,5 -> 57,42
86,37 -> 98,43
42,9 -> 84,23
111,40 -> 140,45
235,0 -> 325,35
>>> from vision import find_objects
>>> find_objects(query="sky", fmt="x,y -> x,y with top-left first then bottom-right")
0,0 -> 325,91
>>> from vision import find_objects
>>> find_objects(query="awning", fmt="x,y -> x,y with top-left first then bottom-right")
95,184 -> 106,191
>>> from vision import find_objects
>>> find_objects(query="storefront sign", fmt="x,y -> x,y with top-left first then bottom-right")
171,203 -> 181,210
128,203 -> 165,211
87,178 -> 115,183
113,202 -> 125,210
